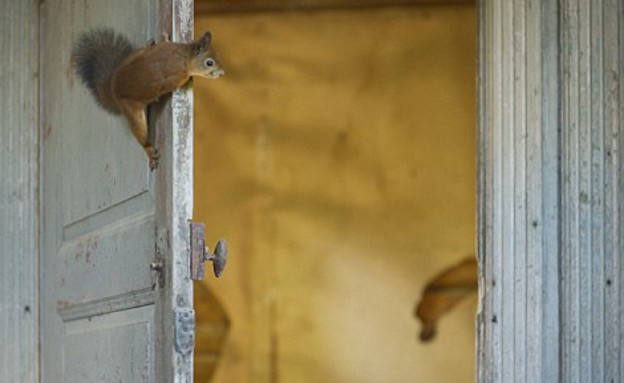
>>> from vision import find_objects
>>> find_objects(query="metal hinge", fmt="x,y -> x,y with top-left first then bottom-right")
190,221 -> 228,280
174,307 -> 195,356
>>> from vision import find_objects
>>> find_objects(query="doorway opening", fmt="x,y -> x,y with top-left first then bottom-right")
193,4 -> 477,382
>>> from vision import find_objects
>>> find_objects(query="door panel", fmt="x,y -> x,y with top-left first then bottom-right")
55,216 -> 155,306
62,306 -> 154,382
41,0 -> 195,382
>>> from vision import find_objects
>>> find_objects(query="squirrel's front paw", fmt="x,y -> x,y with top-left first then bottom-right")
145,146 -> 160,171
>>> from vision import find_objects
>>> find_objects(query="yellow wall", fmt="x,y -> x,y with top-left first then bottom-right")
194,6 -> 476,382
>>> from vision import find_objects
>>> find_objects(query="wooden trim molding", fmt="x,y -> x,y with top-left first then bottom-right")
477,0 -> 560,381
0,1 -> 39,382
559,0 -> 624,381
155,0 -> 197,381
478,0 -> 624,381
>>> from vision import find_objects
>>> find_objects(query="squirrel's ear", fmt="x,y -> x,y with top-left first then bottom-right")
195,31 -> 212,55
203,31 -> 212,43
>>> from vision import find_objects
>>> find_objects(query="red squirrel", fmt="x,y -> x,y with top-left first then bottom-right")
72,28 -> 224,170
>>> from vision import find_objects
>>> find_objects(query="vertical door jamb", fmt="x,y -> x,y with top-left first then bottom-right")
476,0 -> 560,381
154,0 -> 196,381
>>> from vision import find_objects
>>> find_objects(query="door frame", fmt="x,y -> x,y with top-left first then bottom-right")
477,0 -> 624,381
0,0 -> 39,382
476,0 -> 560,381
153,0 -> 197,381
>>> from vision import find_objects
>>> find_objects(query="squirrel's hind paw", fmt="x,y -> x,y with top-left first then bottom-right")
145,146 -> 160,171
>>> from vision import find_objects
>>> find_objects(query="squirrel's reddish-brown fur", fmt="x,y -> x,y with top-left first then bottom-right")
72,28 -> 224,170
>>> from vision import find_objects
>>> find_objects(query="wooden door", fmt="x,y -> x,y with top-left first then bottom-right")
41,1 -> 196,382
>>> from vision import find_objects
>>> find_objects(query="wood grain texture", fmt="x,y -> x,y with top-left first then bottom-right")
0,1 -> 39,382
39,0 -> 198,382
477,0 -> 559,381
479,0 -> 623,381
560,0 -> 623,381
195,0 -> 473,14
41,1 -> 160,382
154,0 -> 196,381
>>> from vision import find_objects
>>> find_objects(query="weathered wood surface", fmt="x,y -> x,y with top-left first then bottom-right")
560,1 -> 623,381
155,0 -> 196,381
478,0 -> 623,381
41,1 -> 157,382
477,0 -> 560,381
41,0 -> 195,382
0,1 -> 38,382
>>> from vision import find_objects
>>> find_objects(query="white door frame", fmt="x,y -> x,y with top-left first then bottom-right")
153,0 -> 197,380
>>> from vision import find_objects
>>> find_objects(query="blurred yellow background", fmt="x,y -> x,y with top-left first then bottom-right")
193,5 -> 476,382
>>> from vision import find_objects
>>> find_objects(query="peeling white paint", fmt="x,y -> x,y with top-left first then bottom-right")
159,1 -> 196,382
173,0 -> 194,41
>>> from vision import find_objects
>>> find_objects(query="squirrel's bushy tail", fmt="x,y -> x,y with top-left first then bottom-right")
72,29 -> 133,114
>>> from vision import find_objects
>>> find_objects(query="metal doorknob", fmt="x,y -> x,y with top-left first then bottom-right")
204,239 -> 228,278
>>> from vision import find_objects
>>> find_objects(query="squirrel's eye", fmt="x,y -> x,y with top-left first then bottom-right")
206,58 -> 215,67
